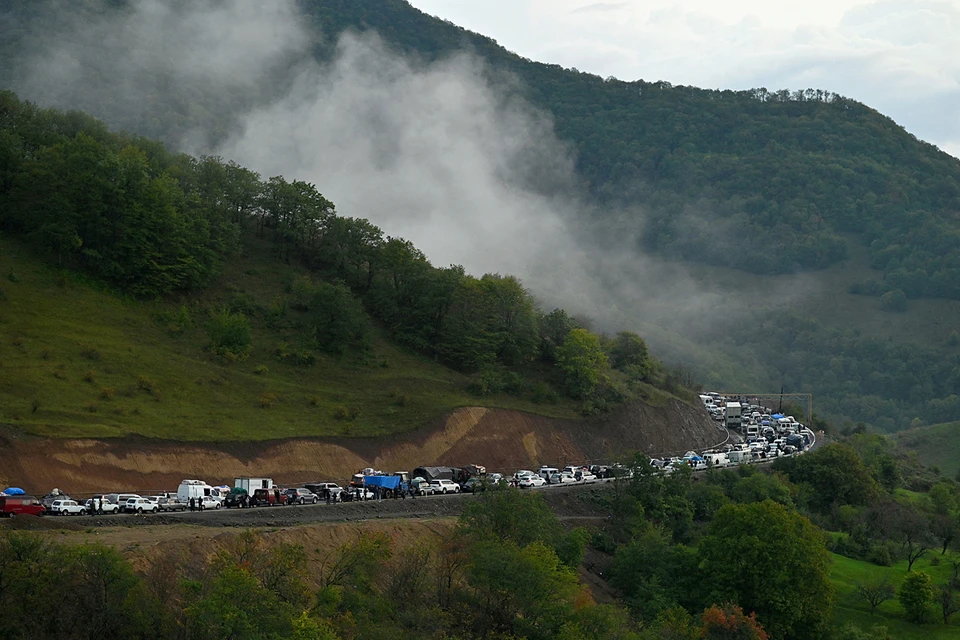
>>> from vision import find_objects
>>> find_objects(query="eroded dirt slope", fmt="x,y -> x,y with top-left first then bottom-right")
0,399 -> 722,494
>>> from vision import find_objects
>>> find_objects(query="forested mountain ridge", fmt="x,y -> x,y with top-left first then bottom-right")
2,0 -> 960,295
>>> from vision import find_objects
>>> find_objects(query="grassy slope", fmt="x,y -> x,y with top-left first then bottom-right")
0,238 -> 581,441
830,551 -> 959,637
895,422 -> 960,478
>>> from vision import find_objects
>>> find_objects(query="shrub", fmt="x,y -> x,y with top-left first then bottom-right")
79,344 -> 100,360
84,402 -> 99,413
52,366 -> 67,380
879,289 -> 908,312
155,305 -> 191,335
531,382 -> 559,404
137,375 -> 155,393
227,291 -> 259,316
308,396 -> 319,406
258,393 -> 277,408
866,543 -> 893,567
83,370 -> 96,383
40,348 -> 52,360
30,399 -> 40,413
206,309 -> 252,361
99,387 -> 115,400
253,365 -> 269,375
288,351 -> 316,367
334,405 -> 360,421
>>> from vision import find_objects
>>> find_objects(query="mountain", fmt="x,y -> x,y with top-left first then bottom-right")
1,0 -> 959,432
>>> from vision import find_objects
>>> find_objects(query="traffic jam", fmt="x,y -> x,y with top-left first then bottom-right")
0,393 -> 813,519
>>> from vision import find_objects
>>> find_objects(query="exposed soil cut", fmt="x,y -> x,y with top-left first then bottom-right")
0,399 -> 722,495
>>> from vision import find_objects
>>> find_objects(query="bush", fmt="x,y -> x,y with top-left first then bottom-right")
258,393 -> 277,408
99,387 -> 115,400
531,382 -> 559,404
206,309 -> 252,361
253,365 -> 268,375
334,405 -> 360,421
879,289 -> 908,312
227,291 -> 259,316
79,344 -> 100,360
83,370 -> 96,383
865,543 -> 893,567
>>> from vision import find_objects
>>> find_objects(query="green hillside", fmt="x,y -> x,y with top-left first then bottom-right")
0,235 -> 585,440
1,0 -> 960,432
895,422 -> 960,479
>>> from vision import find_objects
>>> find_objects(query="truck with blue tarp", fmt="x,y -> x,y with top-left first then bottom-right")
363,475 -> 408,498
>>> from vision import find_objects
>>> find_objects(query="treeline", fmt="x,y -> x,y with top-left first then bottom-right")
727,310 -> 960,431
0,91 -> 666,407
0,491 -> 773,640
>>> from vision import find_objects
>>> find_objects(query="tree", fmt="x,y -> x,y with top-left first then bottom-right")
608,331 -> 651,381
772,443 -> 878,513
308,280 -> 370,355
879,289 -> 908,312
554,328 -> 609,398
897,571 -> 935,624
938,584 -> 960,625
466,540 -> 582,638
699,604 -> 769,640
206,309 -> 251,360
855,577 -> 895,615
930,512 -> 960,555
895,504 -> 933,571
697,501 -> 834,640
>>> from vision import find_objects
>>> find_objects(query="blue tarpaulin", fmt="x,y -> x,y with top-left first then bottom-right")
364,476 -> 401,490
772,413 -> 785,419
1,487 -> 25,495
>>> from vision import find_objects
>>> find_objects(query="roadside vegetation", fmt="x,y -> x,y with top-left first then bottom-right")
5,428 -> 960,638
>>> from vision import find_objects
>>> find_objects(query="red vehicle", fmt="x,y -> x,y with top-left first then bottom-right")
250,488 -> 289,507
0,495 -> 46,517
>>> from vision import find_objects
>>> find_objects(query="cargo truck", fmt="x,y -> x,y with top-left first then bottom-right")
724,402 -> 742,430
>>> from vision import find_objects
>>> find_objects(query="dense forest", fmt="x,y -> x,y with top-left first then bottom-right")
5,434 -> 960,639
0,90 -> 675,414
2,0 -> 960,431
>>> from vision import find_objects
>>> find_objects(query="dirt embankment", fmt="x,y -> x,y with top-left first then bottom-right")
0,399 -> 721,494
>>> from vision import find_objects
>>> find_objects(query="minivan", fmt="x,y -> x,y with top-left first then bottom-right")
0,495 -> 46,517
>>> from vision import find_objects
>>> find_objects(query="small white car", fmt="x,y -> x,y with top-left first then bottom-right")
197,496 -> 222,510
84,498 -> 120,514
518,474 -> 546,488
429,479 -> 461,494
123,498 -> 159,514
51,499 -> 86,516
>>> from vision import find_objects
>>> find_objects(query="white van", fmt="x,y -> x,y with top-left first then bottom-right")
177,479 -> 221,506
105,493 -> 141,507
538,466 -> 559,481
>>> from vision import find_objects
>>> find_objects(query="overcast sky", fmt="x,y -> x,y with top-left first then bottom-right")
408,0 -> 960,159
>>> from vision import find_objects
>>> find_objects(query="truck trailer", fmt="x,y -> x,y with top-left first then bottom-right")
724,402 -> 742,430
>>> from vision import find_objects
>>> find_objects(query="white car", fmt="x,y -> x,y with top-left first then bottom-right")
197,496 -> 222,510
548,472 -> 576,484
123,498 -> 159,514
575,471 -> 597,483
51,499 -> 86,516
84,498 -> 120,514
518,474 -> 546,488
430,479 -> 461,494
